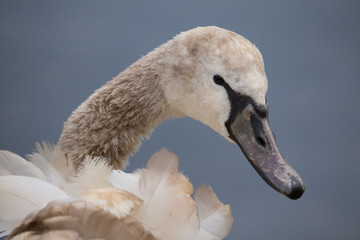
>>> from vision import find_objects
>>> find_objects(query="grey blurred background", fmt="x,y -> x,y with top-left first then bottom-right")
1,0 -> 359,239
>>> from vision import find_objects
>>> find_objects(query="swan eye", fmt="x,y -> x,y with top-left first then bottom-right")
213,75 -> 225,85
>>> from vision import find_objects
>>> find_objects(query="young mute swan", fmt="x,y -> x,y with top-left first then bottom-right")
59,26 -> 305,199
0,26 -> 305,239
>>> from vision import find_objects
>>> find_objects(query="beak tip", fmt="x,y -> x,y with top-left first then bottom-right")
286,177 -> 306,200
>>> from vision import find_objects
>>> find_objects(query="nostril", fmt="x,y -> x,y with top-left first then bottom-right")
251,114 -> 267,148
256,136 -> 266,147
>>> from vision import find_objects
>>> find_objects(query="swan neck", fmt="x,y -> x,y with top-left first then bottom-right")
58,53 -> 170,170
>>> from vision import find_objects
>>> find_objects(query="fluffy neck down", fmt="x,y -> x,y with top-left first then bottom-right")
58,51 -> 170,170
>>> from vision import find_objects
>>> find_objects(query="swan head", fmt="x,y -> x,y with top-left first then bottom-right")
159,26 -> 305,199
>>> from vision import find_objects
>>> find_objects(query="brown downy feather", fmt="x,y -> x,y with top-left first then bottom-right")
7,197 -> 158,240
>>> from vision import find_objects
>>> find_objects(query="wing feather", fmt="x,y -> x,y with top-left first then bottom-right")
0,175 -> 68,237
195,185 -> 233,239
0,150 -> 45,180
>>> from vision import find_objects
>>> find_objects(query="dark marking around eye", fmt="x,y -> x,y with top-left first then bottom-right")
213,75 -> 225,85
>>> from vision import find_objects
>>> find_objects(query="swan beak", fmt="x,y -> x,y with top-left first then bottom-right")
226,104 -> 306,200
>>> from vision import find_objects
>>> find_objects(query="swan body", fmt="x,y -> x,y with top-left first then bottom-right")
0,144 -> 232,239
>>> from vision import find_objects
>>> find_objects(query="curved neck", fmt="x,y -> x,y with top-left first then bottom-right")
58,53 -> 170,170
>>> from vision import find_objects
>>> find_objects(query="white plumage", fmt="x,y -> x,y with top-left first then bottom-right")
0,175 -> 68,237
0,143 -> 232,239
